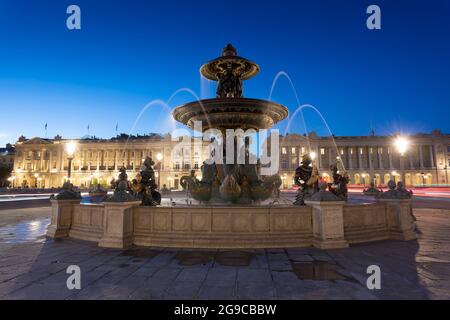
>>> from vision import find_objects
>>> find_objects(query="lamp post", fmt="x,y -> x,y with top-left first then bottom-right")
309,151 -> 316,167
394,136 -> 410,184
7,176 -> 15,188
66,141 -> 76,182
34,173 -> 39,188
156,152 -> 163,189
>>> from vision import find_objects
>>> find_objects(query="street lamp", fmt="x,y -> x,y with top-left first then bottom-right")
394,136 -> 410,156
156,152 -> 163,188
394,136 -> 409,184
66,141 -> 76,182
7,176 -> 15,188
34,173 -> 39,188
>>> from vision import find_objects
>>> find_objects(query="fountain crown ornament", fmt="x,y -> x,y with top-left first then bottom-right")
222,43 -> 237,57
200,43 -> 260,83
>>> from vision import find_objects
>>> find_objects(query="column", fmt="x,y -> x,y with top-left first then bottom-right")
317,146 -> 322,169
114,150 -> 118,170
39,148 -> 44,172
419,145 -> 424,169
328,147 -> 333,167
358,147 -> 362,169
378,147 -> 383,169
348,147 -> 353,169
59,148 -> 64,171
409,151 -> 414,170
49,149 -> 53,172
388,147 -> 393,169
429,146 -> 435,167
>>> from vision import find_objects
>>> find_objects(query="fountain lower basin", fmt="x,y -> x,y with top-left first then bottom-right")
48,198 -> 417,249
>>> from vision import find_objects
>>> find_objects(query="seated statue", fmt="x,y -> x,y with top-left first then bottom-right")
363,182 -> 382,196
138,157 -> 161,206
396,181 -> 413,199
180,170 -> 200,192
328,163 -> 350,201
294,154 -> 320,205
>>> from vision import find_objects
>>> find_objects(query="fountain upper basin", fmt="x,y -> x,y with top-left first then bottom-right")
172,98 -> 288,131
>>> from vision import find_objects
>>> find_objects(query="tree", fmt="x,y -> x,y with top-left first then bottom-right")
0,167 -> 12,187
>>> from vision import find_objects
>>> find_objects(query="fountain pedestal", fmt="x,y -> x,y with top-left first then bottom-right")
99,201 -> 141,249
47,199 -> 80,238
378,198 -> 417,241
306,200 -> 349,249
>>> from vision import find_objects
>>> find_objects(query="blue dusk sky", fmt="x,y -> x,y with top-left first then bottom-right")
0,0 -> 449,146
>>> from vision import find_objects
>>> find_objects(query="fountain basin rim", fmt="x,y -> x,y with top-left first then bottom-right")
172,97 -> 289,131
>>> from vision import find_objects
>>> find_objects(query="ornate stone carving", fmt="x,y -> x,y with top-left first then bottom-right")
50,181 -> 81,200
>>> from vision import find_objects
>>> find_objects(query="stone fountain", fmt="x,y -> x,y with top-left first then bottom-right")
46,44 -> 417,249
173,44 -> 286,204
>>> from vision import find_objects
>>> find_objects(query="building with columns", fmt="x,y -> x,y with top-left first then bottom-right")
9,130 -> 450,189
11,134 -> 208,189
278,130 -> 450,188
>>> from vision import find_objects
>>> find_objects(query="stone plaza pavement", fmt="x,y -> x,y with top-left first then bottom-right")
0,208 -> 449,300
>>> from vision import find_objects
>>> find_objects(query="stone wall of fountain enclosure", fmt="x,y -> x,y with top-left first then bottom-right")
47,45 -> 417,249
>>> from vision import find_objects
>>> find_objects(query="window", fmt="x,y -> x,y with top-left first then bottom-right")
378,147 -> 383,154
350,148 -> 353,155
291,147 -> 296,154
340,149 -> 344,155
282,147 -> 287,154
301,147 -> 305,154
370,148 -> 373,154
320,148 -> 325,155
360,148 -> 363,155
194,162 -> 199,169
175,162 -> 180,169
281,158 -> 288,169
131,152 -> 135,157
